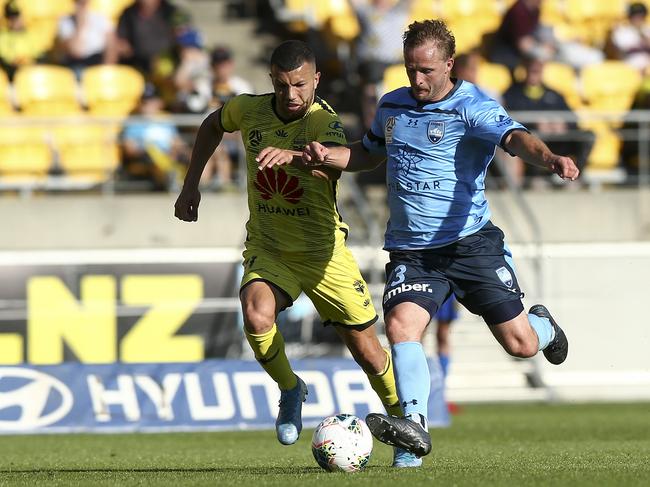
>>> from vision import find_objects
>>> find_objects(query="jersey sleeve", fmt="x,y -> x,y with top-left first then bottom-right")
219,95 -> 247,133
361,96 -> 388,155
309,106 -> 348,145
466,98 -> 528,152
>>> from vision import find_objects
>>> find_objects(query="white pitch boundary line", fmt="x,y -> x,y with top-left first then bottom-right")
0,242 -> 650,266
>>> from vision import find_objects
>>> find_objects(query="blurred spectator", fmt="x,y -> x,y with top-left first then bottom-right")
172,11 -> 211,113
209,46 -> 253,108
116,0 -> 179,75
351,0 -> 411,129
489,0 -> 602,75
489,0 -> 555,73
503,57 -> 594,188
198,47 -> 253,189
452,51 -> 502,102
0,1 -> 47,80
120,83 -> 190,191
57,0 -> 118,77
609,2 -> 650,72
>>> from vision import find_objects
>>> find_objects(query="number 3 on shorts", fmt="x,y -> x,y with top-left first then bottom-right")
389,264 -> 407,286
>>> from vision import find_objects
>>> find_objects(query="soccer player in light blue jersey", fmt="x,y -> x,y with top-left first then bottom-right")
260,20 -> 577,465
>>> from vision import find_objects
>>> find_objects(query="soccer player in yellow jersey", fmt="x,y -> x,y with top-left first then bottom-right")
175,40 -> 418,467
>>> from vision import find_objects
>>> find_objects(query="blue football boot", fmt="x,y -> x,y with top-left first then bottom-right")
392,447 -> 423,468
276,375 -> 308,445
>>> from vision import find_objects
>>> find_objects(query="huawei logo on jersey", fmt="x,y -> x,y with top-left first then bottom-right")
254,167 -> 304,204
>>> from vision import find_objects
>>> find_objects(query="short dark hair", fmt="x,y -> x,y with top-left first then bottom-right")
270,40 -> 315,71
403,20 -> 456,59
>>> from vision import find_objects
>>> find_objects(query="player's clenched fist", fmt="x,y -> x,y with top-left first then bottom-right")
548,155 -> 580,181
302,141 -> 329,165
174,187 -> 201,222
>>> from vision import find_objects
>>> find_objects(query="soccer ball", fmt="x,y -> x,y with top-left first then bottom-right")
311,414 -> 373,473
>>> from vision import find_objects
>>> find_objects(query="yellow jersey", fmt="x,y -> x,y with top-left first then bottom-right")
220,93 -> 350,260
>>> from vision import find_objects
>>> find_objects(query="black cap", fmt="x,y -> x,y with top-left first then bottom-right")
628,2 -> 648,17
211,46 -> 233,65
4,1 -> 20,18
141,83 -> 160,100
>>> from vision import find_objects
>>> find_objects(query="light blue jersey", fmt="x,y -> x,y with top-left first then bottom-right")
362,80 -> 527,250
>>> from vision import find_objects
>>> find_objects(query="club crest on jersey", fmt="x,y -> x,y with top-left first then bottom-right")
385,116 -> 396,144
496,266 -> 513,287
427,121 -> 445,144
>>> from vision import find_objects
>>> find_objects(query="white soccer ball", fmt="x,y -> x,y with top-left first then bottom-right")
311,414 -> 373,473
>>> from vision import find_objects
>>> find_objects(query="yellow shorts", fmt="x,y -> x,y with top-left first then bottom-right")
241,246 -> 378,328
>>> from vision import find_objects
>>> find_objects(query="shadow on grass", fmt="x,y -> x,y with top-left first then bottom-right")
0,466 -> 324,475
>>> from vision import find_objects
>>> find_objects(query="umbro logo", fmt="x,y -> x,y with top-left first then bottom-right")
275,129 -> 288,138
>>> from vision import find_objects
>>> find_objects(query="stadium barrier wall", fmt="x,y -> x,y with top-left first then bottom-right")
0,359 -> 447,434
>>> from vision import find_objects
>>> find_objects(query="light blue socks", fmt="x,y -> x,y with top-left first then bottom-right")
528,313 -> 556,350
392,342 -> 430,426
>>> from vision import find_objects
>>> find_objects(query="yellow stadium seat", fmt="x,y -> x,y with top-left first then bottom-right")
327,12 -> 360,41
81,65 -> 145,117
542,62 -> 582,109
449,19 -> 493,55
583,122 -> 622,170
0,124 -> 52,178
476,61 -> 511,95
409,0 -> 440,22
540,0 -> 565,25
53,123 -> 120,181
581,61 -> 642,112
382,64 -> 409,93
89,0 -> 135,21
13,0 -> 74,22
440,0 -> 500,21
13,65 -> 81,116
564,0 -> 626,22
0,70 -> 14,115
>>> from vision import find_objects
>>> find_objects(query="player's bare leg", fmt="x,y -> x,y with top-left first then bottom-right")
488,307 -> 568,364
241,282 -> 307,445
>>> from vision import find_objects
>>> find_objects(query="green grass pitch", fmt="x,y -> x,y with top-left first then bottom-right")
1,403 -> 648,486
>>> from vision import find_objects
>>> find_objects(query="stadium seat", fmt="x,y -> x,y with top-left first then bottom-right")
381,64 -> 409,94
564,0 -> 626,22
0,70 -> 14,115
476,61 -> 511,95
0,124 -> 52,178
440,0 -> 501,32
448,19 -> 485,55
53,123 -> 120,182
409,0 -> 440,22
540,0 -> 565,25
542,62 -> 582,109
81,65 -> 145,117
582,121 -> 622,170
581,61 -> 642,113
13,65 -> 81,116
15,0 -> 75,51
89,0 -> 135,22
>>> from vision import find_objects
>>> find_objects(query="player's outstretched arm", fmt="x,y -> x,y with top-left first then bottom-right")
174,109 -> 225,222
256,147 -> 302,170
303,141 -> 385,172
256,146 -> 341,180
504,130 -> 580,181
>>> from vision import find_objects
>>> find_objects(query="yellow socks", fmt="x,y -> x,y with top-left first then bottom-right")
366,349 -> 402,417
245,324 -> 297,390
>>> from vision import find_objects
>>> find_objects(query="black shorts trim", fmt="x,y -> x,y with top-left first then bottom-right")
483,299 -> 524,326
239,278 -> 293,311
383,293 -> 438,323
323,314 -> 378,331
